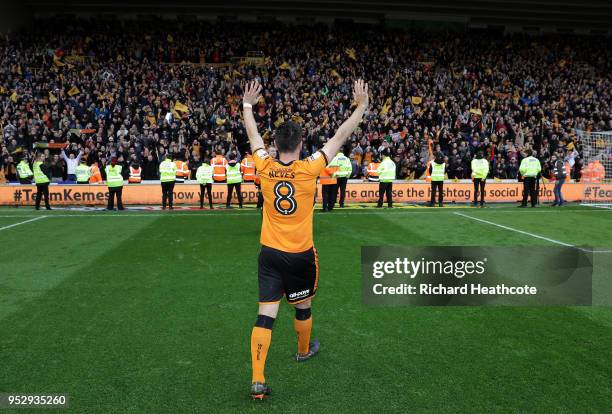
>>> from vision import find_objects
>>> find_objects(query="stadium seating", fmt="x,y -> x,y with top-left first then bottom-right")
1,18 -> 610,182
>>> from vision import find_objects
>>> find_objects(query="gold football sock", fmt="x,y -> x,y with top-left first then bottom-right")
294,316 -> 312,355
251,326 -> 272,383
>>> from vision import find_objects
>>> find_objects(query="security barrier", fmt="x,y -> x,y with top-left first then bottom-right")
1,182 -> 611,206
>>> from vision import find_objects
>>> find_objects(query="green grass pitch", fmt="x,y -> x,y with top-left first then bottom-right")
0,205 -> 611,413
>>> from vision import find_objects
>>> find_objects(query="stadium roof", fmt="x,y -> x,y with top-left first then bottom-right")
23,0 -> 612,29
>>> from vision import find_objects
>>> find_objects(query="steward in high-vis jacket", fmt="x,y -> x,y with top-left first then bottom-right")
254,174 -> 263,209
159,153 -> 177,210
429,152 -> 446,207
330,151 -> 352,208
105,157 -> 125,210
89,163 -> 102,183
471,151 -> 490,207
367,160 -> 379,182
17,158 -> 33,184
225,152 -> 243,208
75,160 -> 91,184
551,151 -> 566,207
241,152 -> 256,182
376,150 -> 396,208
33,153 -> 52,210
211,152 -> 227,182
319,163 -> 338,212
174,155 -> 189,183
128,162 -> 142,184
196,158 -> 214,209
518,149 -> 542,208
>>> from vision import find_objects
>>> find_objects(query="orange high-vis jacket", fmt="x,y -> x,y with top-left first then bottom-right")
367,162 -> 379,181
128,166 -> 142,183
89,164 -> 102,183
211,155 -> 227,182
319,165 -> 338,185
174,160 -> 184,177
581,163 -> 594,182
241,155 -> 256,181
174,160 -> 190,179
592,160 -> 605,182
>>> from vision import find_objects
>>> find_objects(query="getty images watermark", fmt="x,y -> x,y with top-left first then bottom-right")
362,247 -> 598,306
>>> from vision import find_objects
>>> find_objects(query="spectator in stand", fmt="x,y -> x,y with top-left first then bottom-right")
506,158 -> 519,179
2,156 -> 17,182
49,155 -> 65,182
142,153 -> 160,180
61,149 -> 83,182
494,162 -> 507,179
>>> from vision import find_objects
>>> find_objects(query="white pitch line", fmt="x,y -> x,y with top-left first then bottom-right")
583,204 -> 612,210
0,215 -> 47,231
0,210 -> 610,253
453,212 -> 612,254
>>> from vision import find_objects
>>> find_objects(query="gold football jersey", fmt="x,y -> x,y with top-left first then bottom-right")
254,149 -> 328,253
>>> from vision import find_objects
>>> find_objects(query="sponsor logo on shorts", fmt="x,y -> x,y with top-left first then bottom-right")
289,289 -> 310,300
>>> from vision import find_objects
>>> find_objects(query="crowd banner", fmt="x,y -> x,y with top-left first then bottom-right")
0,182 -> 611,206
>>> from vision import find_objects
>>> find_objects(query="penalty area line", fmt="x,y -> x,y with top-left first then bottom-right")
0,215 -> 47,232
453,212 -> 612,254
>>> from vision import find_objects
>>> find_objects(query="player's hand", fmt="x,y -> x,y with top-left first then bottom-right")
243,80 -> 262,106
353,79 -> 369,108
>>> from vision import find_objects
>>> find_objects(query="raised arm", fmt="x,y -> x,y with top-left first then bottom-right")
321,79 -> 368,162
242,81 -> 265,152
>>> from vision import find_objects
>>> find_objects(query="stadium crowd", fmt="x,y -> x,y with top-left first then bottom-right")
1,18 -> 610,183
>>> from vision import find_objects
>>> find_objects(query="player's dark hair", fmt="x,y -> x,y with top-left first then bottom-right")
525,149 -> 533,157
275,121 -> 303,154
